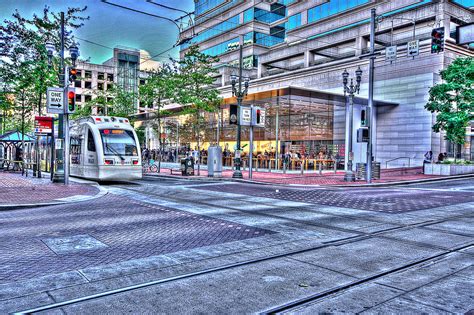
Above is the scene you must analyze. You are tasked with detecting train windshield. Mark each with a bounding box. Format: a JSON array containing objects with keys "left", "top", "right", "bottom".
[{"left": 100, "top": 129, "right": 138, "bottom": 156}]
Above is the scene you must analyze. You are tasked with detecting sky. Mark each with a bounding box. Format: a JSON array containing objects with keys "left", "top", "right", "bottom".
[{"left": 0, "top": 0, "right": 195, "bottom": 64}]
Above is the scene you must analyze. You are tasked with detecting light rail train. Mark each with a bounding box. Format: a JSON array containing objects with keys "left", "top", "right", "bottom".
[{"left": 69, "top": 116, "right": 142, "bottom": 181}]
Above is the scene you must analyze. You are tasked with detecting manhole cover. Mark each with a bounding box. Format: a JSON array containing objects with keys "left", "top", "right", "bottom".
[{"left": 42, "top": 234, "right": 108, "bottom": 255}]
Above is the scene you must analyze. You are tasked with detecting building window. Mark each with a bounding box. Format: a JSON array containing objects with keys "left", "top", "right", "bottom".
[
  {"left": 107, "top": 73, "right": 114, "bottom": 82},
  {"left": 74, "top": 80, "right": 81, "bottom": 88},
  {"left": 98, "top": 72, "right": 105, "bottom": 80},
  {"left": 308, "top": 0, "right": 370, "bottom": 24},
  {"left": 286, "top": 13, "right": 301, "bottom": 30},
  {"left": 181, "top": 14, "right": 240, "bottom": 49},
  {"left": 107, "top": 97, "right": 113, "bottom": 103},
  {"left": 84, "top": 95, "right": 92, "bottom": 102},
  {"left": 243, "top": 8, "right": 254, "bottom": 23},
  {"left": 85, "top": 81, "right": 92, "bottom": 89},
  {"left": 202, "top": 37, "right": 239, "bottom": 56},
  {"left": 98, "top": 82, "right": 104, "bottom": 90},
  {"left": 85, "top": 71, "right": 92, "bottom": 79},
  {"left": 106, "top": 83, "right": 113, "bottom": 90},
  {"left": 75, "top": 94, "right": 82, "bottom": 102},
  {"left": 140, "top": 79, "right": 146, "bottom": 85}
]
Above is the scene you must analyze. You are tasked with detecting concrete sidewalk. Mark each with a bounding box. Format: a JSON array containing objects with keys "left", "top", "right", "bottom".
[
  {"left": 0, "top": 172, "right": 106, "bottom": 209},
  {"left": 146, "top": 164, "right": 446, "bottom": 186}
]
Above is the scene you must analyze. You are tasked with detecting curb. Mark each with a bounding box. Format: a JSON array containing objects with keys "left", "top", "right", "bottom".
[
  {"left": 0, "top": 184, "right": 108, "bottom": 211},
  {"left": 144, "top": 172, "right": 474, "bottom": 188}
]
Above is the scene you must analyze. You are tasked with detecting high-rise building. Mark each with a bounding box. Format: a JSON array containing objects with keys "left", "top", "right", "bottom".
[
  {"left": 175, "top": 0, "right": 474, "bottom": 168},
  {"left": 75, "top": 47, "right": 160, "bottom": 115}
]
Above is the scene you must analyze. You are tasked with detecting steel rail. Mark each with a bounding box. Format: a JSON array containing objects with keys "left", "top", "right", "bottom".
[
  {"left": 261, "top": 242, "right": 474, "bottom": 314},
  {"left": 15, "top": 183, "right": 474, "bottom": 314}
]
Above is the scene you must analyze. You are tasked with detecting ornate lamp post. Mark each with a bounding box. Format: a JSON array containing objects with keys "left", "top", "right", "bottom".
[
  {"left": 230, "top": 47, "right": 249, "bottom": 179},
  {"left": 342, "top": 66, "right": 362, "bottom": 182}
]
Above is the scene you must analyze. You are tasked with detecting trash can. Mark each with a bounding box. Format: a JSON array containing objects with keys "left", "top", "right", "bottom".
[
  {"left": 181, "top": 157, "right": 194, "bottom": 176},
  {"left": 207, "top": 146, "right": 222, "bottom": 177}
]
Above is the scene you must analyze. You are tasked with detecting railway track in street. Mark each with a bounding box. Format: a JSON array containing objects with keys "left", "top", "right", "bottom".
[{"left": 14, "top": 181, "right": 474, "bottom": 314}]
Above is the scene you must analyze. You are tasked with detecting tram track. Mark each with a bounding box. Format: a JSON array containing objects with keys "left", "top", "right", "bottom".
[
  {"left": 14, "top": 182, "right": 474, "bottom": 314},
  {"left": 15, "top": 230, "right": 474, "bottom": 314},
  {"left": 113, "top": 183, "right": 474, "bottom": 246}
]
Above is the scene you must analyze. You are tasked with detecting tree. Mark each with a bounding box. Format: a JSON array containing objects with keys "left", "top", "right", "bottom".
[
  {"left": 173, "top": 45, "right": 222, "bottom": 174},
  {"left": 139, "top": 64, "right": 175, "bottom": 171},
  {"left": 425, "top": 57, "right": 474, "bottom": 160},
  {"left": 0, "top": 6, "right": 88, "bottom": 128}
]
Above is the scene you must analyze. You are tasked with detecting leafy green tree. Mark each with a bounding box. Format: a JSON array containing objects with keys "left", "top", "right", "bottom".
[
  {"left": 0, "top": 6, "right": 88, "bottom": 128},
  {"left": 173, "top": 45, "right": 222, "bottom": 174},
  {"left": 425, "top": 57, "right": 474, "bottom": 160},
  {"left": 139, "top": 65, "right": 175, "bottom": 170}
]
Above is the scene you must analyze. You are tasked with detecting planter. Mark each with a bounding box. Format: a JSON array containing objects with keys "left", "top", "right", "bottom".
[{"left": 424, "top": 163, "right": 474, "bottom": 175}]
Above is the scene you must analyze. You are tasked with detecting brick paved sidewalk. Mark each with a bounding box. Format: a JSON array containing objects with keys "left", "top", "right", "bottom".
[
  {"left": 149, "top": 166, "right": 443, "bottom": 186},
  {"left": 0, "top": 172, "right": 100, "bottom": 206}
]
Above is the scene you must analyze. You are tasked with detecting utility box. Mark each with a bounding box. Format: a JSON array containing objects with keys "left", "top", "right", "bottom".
[
  {"left": 181, "top": 157, "right": 194, "bottom": 176},
  {"left": 207, "top": 146, "right": 223, "bottom": 177},
  {"left": 357, "top": 127, "right": 369, "bottom": 143}
]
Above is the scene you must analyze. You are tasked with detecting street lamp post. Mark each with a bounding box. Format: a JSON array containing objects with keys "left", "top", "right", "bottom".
[
  {"left": 342, "top": 66, "right": 362, "bottom": 182},
  {"left": 230, "top": 43, "right": 249, "bottom": 179}
]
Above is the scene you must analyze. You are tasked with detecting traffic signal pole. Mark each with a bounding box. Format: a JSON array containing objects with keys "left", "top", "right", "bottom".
[
  {"left": 63, "top": 65, "right": 70, "bottom": 185},
  {"left": 366, "top": 8, "right": 376, "bottom": 184}
]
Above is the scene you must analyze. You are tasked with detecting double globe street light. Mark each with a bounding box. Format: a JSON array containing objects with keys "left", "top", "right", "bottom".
[
  {"left": 230, "top": 67, "right": 249, "bottom": 179},
  {"left": 342, "top": 66, "right": 362, "bottom": 182}
]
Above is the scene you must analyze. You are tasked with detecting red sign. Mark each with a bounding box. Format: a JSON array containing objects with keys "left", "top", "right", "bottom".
[{"left": 35, "top": 116, "right": 53, "bottom": 135}]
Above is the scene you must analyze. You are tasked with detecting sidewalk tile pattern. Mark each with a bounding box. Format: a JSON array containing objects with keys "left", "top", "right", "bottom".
[
  {"left": 193, "top": 184, "right": 474, "bottom": 213},
  {"left": 0, "top": 194, "right": 273, "bottom": 283},
  {"left": 0, "top": 173, "right": 98, "bottom": 205}
]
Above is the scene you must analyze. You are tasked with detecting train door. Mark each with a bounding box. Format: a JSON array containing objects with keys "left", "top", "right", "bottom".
[
  {"left": 84, "top": 127, "right": 98, "bottom": 178},
  {"left": 70, "top": 134, "right": 84, "bottom": 177}
]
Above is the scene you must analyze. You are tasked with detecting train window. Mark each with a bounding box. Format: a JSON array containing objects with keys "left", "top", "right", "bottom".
[
  {"left": 70, "top": 137, "right": 82, "bottom": 164},
  {"left": 87, "top": 130, "right": 96, "bottom": 152},
  {"left": 100, "top": 129, "right": 138, "bottom": 156}
]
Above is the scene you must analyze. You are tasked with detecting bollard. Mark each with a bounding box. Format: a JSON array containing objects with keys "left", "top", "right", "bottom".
[
  {"left": 268, "top": 160, "right": 271, "bottom": 173},
  {"left": 318, "top": 162, "right": 322, "bottom": 175},
  {"left": 334, "top": 160, "right": 337, "bottom": 174},
  {"left": 300, "top": 162, "right": 304, "bottom": 175},
  {"left": 283, "top": 162, "right": 287, "bottom": 174}
]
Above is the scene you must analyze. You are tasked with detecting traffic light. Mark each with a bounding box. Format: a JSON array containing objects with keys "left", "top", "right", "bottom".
[
  {"left": 67, "top": 87, "right": 76, "bottom": 113},
  {"left": 69, "top": 67, "right": 78, "bottom": 82},
  {"left": 431, "top": 27, "right": 445, "bottom": 54}
]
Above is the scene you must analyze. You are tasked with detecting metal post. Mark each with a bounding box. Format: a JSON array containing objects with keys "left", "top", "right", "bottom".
[
  {"left": 367, "top": 8, "right": 376, "bottom": 184},
  {"left": 53, "top": 12, "right": 66, "bottom": 183},
  {"left": 232, "top": 43, "right": 244, "bottom": 179},
  {"left": 344, "top": 93, "right": 355, "bottom": 182},
  {"left": 275, "top": 105, "right": 279, "bottom": 170},
  {"left": 63, "top": 66, "right": 70, "bottom": 185},
  {"left": 249, "top": 105, "right": 253, "bottom": 179},
  {"left": 50, "top": 120, "right": 55, "bottom": 181},
  {"left": 176, "top": 121, "right": 179, "bottom": 163}
]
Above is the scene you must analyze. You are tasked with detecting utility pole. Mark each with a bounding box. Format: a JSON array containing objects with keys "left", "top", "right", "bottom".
[
  {"left": 366, "top": 8, "right": 376, "bottom": 184},
  {"left": 53, "top": 12, "right": 66, "bottom": 183},
  {"left": 249, "top": 105, "right": 254, "bottom": 179}
]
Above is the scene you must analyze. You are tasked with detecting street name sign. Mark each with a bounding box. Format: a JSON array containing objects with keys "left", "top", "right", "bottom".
[
  {"left": 407, "top": 40, "right": 419, "bottom": 57},
  {"left": 385, "top": 46, "right": 397, "bottom": 62},
  {"left": 47, "top": 87, "right": 64, "bottom": 114}
]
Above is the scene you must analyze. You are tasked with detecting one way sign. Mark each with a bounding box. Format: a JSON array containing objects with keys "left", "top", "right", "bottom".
[{"left": 47, "top": 87, "right": 64, "bottom": 114}]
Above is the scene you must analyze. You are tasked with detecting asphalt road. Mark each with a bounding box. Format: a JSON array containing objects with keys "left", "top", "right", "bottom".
[{"left": 1, "top": 177, "right": 473, "bottom": 314}]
